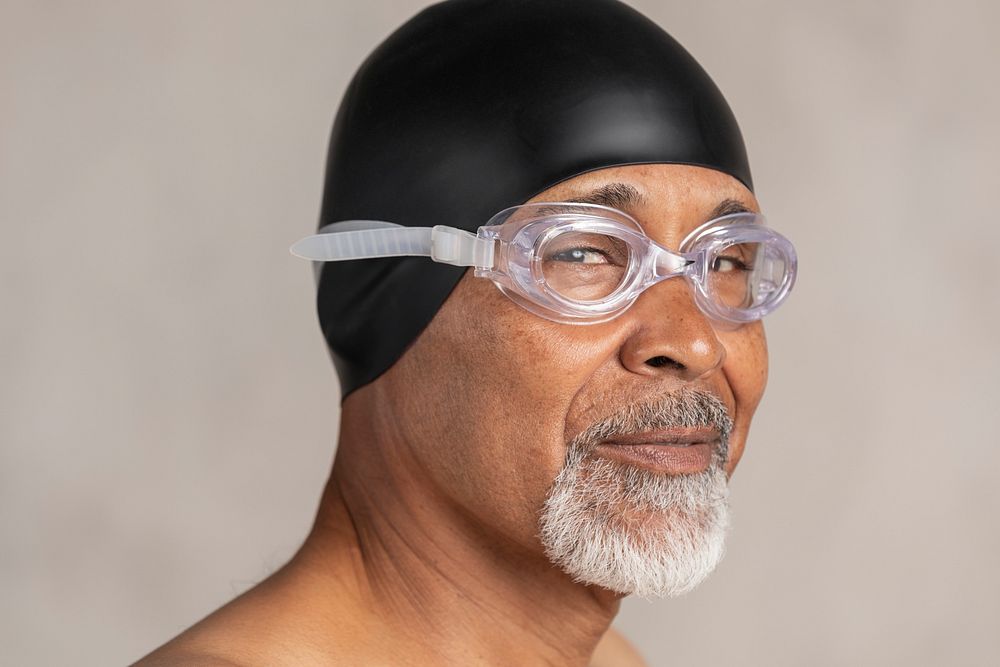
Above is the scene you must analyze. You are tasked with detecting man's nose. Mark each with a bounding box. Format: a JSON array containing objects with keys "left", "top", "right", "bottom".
[{"left": 617, "top": 279, "right": 726, "bottom": 382}]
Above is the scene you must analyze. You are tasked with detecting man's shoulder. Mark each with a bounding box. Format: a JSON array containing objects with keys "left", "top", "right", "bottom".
[
  {"left": 131, "top": 648, "right": 247, "bottom": 667},
  {"left": 590, "top": 627, "right": 648, "bottom": 667}
]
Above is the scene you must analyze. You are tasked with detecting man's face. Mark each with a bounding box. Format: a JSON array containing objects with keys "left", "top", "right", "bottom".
[{"left": 369, "top": 163, "right": 768, "bottom": 595}]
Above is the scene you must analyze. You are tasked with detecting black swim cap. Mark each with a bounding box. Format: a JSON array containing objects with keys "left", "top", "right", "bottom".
[{"left": 315, "top": 0, "right": 753, "bottom": 401}]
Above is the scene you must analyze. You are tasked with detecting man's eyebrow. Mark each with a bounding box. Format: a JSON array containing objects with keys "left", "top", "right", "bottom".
[
  {"left": 544, "top": 186, "right": 752, "bottom": 222},
  {"left": 709, "top": 198, "right": 755, "bottom": 219},
  {"left": 565, "top": 186, "right": 751, "bottom": 220},
  {"left": 564, "top": 182, "right": 648, "bottom": 212}
]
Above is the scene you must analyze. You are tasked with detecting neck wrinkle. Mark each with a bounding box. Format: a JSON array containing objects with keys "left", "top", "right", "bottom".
[{"left": 299, "top": 397, "right": 621, "bottom": 666}]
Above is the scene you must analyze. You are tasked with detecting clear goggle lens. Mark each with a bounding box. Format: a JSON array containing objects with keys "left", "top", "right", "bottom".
[
  {"left": 538, "top": 230, "right": 633, "bottom": 302},
  {"left": 705, "top": 239, "right": 786, "bottom": 311}
]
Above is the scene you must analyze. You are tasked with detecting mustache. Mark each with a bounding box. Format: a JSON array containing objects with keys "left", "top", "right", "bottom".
[{"left": 568, "top": 387, "right": 733, "bottom": 462}]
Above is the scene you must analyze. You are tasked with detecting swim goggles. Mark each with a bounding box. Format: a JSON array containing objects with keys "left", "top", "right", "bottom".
[{"left": 290, "top": 202, "right": 797, "bottom": 325}]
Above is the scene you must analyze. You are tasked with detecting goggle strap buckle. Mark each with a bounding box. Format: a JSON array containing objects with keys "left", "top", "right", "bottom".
[{"left": 430, "top": 225, "right": 495, "bottom": 268}]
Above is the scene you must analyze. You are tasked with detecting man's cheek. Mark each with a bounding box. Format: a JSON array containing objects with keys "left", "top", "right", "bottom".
[
  {"left": 725, "top": 423, "right": 750, "bottom": 476},
  {"left": 720, "top": 324, "right": 768, "bottom": 476},
  {"left": 734, "top": 334, "right": 768, "bottom": 423},
  {"left": 530, "top": 330, "right": 618, "bottom": 389}
]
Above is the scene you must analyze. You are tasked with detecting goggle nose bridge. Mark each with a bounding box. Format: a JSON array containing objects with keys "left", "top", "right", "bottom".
[{"left": 648, "top": 240, "right": 697, "bottom": 282}]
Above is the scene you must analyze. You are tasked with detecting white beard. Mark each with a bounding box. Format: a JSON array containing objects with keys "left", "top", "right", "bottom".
[{"left": 538, "top": 390, "right": 732, "bottom": 599}]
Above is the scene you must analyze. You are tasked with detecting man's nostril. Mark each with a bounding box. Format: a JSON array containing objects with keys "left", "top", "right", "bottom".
[{"left": 646, "top": 355, "right": 685, "bottom": 370}]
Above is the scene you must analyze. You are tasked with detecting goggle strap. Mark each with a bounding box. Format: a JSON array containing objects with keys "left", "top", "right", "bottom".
[{"left": 291, "top": 221, "right": 494, "bottom": 269}]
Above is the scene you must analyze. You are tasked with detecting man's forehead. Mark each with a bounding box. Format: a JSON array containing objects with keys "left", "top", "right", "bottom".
[{"left": 543, "top": 179, "right": 757, "bottom": 224}]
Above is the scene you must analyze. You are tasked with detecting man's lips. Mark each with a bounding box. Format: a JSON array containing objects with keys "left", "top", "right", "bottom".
[{"left": 594, "top": 426, "right": 720, "bottom": 474}]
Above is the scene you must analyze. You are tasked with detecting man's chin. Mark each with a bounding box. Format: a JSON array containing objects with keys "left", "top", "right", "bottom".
[
  {"left": 538, "top": 455, "right": 731, "bottom": 598},
  {"left": 601, "top": 503, "right": 720, "bottom": 536}
]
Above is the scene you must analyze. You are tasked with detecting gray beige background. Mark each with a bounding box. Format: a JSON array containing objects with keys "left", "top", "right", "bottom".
[{"left": 2, "top": 1, "right": 998, "bottom": 665}]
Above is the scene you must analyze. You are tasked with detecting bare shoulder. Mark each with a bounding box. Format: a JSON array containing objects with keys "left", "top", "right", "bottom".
[
  {"left": 130, "top": 646, "right": 247, "bottom": 667},
  {"left": 128, "top": 583, "right": 375, "bottom": 666},
  {"left": 590, "top": 626, "right": 648, "bottom": 667}
]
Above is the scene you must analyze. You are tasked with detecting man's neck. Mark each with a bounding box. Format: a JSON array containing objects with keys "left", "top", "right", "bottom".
[{"left": 281, "top": 405, "right": 622, "bottom": 665}]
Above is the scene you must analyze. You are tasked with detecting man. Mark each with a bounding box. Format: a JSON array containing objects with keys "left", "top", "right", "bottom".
[{"left": 137, "top": 0, "right": 795, "bottom": 664}]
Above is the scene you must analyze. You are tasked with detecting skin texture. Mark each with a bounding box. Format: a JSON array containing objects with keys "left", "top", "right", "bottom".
[{"left": 134, "top": 163, "right": 768, "bottom": 666}]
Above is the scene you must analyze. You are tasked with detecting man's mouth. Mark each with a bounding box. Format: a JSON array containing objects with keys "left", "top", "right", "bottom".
[{"left": 594, "top": 427, "right": 721, "bottom": 474}]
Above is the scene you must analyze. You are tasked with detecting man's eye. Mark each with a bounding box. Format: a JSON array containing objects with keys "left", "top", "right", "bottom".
[
  {"left": 549, "top": 247, "right": 610, "bottom": 264},
  {"left": 712, "top": 255, "right": 752, "bottom": 272}
]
